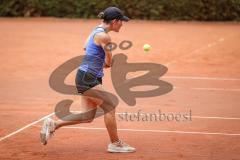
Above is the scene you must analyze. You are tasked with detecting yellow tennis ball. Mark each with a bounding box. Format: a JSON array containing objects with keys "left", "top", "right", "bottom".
[{"left": 143, "top": 44, "right": 151, "bottom": 52}]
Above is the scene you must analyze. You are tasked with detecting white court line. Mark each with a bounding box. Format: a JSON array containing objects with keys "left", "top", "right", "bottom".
[
  {"left": 0, "top": 112, "right": 55, "bottom": 142},
  {"left": 55, "top": 126, "right": 240, "bottom": 136},
  {"left": 1, "top": 109, "right": 240, "bottom": 142},
  {"left": 113, "top": 113, "right": 240, "bottom": 120},
  {"left": 1, "top": 111, "right": 240, "bottom": 142},
  {"left": 75, "top": 111, "right": 240, "bottom": 121},
  {"left": 191, "top": 87, "right": 240, "bottom": 92},
  {"left": 165, "top": 37, "right": 227, "bottom": 67},
  {"left": 173, "top": 87, "right": 240, "bottom": 92},
  {"left": 79, "top": 111, "right": 240, "bottom": 121},
  {"left": 192, "top": 115, "right": 240, "bottom": 120},
  {"left": 162, "top": 76, "right": 240, "bottom": 81}
]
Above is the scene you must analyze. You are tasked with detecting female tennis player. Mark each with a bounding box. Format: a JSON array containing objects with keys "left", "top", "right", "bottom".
[{"left": 40, "top": 6, "right": 136, "bottom": 153}]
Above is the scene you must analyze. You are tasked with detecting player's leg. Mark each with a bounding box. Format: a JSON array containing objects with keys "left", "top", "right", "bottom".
[
  {"left": 104, "top": 109, "right": 119, "bottom": 143},
  {"left": 54, "top": 96, "right": 98, "bottom": 130},
  {"left": 40, "top": 96, "right": 99, "bottom": 145},
  {"left": 83, "top": 84, "right": 136, "bottom": 152},
  {"left": 79, "top": 84, "right": 119, "bottom": 142},
  {"left": 40, "top": 68, "right": 102, "bottom": 145},
  {"left": 47, "top": 83, "right": 117, "bottom": 135}
]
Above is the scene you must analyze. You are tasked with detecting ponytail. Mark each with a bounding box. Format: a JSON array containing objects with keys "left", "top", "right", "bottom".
[{"left": 98, "top": 12, "right": 104, "bottom": 19}]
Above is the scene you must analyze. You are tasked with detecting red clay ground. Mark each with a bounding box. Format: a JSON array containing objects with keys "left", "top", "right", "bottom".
[{"left": 0, "top": 18, "right": 240, "bottom": 160}]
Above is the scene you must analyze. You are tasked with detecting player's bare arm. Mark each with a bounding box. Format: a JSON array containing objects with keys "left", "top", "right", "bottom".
[{"left": 96, "top": 32, "right": 112, "bottom": 68}]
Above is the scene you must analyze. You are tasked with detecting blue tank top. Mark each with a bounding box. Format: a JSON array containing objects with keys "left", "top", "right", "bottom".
[{"left": 79, "top": 27, "right": 106, "bottom": 77}]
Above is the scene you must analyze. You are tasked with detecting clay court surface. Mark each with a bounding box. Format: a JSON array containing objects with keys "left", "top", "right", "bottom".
[{"left": 0, "top": 18, "right": 240, "bottom": 160}]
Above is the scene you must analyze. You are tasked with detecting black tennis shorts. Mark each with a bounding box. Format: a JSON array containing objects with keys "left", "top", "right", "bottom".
[{"left": 75, "top": 69, "right": 102, "bottom": 94}]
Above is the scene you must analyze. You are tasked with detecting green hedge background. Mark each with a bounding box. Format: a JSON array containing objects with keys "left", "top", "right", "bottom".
[{"left": 0, "top": 0, "right": 240, "bottom": 20}]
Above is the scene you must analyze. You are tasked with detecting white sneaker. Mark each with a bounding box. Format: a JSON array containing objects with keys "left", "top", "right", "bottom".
[
  {"left": 107, "top": 140, "right": 136, "bottom": 153},
  {"left": 40, "top": 118, "right": 56, "bottom": 145}
]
